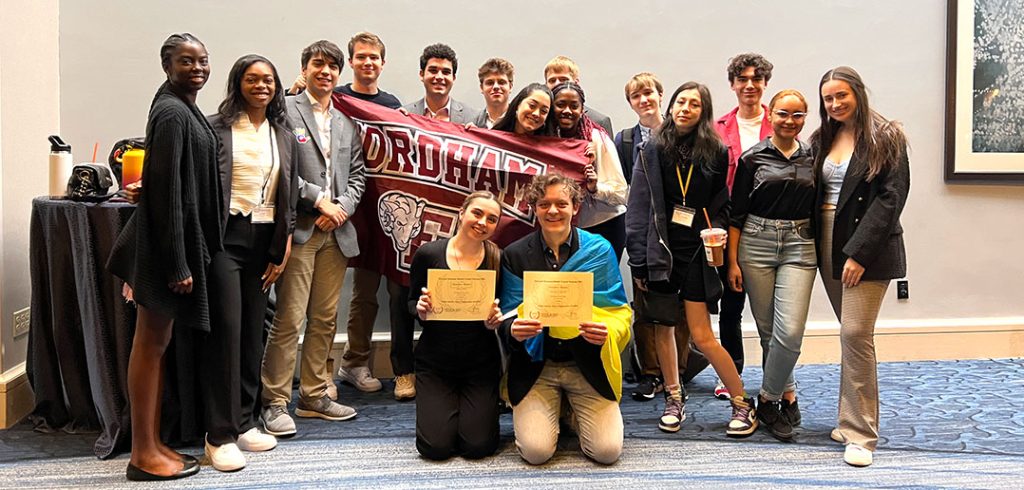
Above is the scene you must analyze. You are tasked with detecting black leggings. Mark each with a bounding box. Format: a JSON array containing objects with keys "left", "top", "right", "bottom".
[{"left": 415, "top": 367, "right": 500, "bottom": 460}]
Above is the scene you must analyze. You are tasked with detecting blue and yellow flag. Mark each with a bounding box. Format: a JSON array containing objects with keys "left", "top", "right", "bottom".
[{"left": 500, "top": 230, "right": 632, "bottom": 400}]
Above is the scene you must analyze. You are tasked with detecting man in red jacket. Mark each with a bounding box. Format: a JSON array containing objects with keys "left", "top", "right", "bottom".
[{"left": 711, "top": 53, "right": 774, "bottom": 399}]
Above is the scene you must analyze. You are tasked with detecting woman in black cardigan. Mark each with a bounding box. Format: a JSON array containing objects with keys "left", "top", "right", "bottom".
[
  {"left": 810, "top": 66, "right": 910, "bottom": 468},
  {"left": 408, "top": 191, "right": 504, "bottom": 460},
  {"left": 108, "top": 33, "right": 221, "bottom": 481},
  {"left": 200, "top": 54, "right": 298, "bottom": 472}
]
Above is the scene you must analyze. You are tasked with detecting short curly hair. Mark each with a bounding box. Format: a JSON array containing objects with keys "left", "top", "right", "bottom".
[
  {"left": 726, "top": 53, "right": 773, "bottom": 83},
  {"left": 526, "top": 173, "right": 583, "bottom": 208},
  {"left": 419, "top": 43, "right": 458, "bottom": 74}
]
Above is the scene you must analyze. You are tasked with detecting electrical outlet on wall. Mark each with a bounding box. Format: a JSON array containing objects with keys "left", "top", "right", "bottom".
[{"left": 13, "top": 307, "right": 30, "bottom": 338}]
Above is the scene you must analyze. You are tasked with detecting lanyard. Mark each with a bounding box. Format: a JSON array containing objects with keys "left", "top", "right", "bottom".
[
  {"left": 258, "top": 126, "right": 279, "bottom": 206},
  {"left": 675, "top": 163, "right": 694, "bottom": 206}
]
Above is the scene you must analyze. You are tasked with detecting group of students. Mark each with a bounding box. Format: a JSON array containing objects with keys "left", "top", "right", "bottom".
[{"left": 107, "top": 30, "right": 910, "bottom": 481}]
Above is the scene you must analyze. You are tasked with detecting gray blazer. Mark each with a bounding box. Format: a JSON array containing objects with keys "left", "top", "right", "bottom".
[
  {"left": 585, "top": 105, "right": 614, "bottom": 136},
  {"left": 285, "top": 94, "right": 366, "bottom": 257},
  {"left": 403, "top": 97, "right": 481, "bottom": 125}
]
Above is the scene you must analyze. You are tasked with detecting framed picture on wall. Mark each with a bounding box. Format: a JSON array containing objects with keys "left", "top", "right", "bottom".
[{"left": 945, "top": 0, "right": 1024, "bottom": 183}]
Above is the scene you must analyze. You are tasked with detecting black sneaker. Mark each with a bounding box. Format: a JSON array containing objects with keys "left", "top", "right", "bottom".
[
  {"left": 631, "top": 374, "right": 664, "bottom": 401},
  {"left": 757, "top": 397, "right": 794, "bottom": 441},
  {"left": 785, "top": 398, "right": 801, "bottom": 426}
]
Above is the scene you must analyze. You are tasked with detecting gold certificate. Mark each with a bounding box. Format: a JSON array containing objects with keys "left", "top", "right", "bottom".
[
  {"left": 426, "top": 269, "right": 497, "bottom": 321},
  {"left": 522, "top": 271, "right": 593, "bottom": 337}
]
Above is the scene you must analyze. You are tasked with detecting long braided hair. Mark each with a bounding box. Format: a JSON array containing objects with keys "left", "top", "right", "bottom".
[{"left": 551, "top": 81, "right": 604, "bottom": 141}]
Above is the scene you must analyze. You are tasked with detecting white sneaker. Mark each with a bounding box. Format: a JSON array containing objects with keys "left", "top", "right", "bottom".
[
  {"left": 830, "top": 428, "right": 846, "bottom": 444},
  {"left": 844, "top": 443, "right": 873, "bottom": 467},
  {"left": 237, "top": 427, "right": 277, "bottom": 452},
  {"left": 338, "top": 365, "right": 383, "bottom": 392},
  {"left": 205, "top": 438, "right": 246, "bottom": 472}
]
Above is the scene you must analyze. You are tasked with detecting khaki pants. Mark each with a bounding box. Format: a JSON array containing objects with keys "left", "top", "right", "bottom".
[
  {"left": 512, "top": 362, "right": 623, "bottom": 465},
  {"left": 261, "top": 228, "right": 349, "bottom": 406},
  {"left": 819, "top": 209, "right": 889, "bottom": 451},
  {"left": 340, "top": 267, "right": 380, "bottom": 369}
]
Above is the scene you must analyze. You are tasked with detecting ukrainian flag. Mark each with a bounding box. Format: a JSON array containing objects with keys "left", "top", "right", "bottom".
[{"left": 500, "top": 229, "right": 633, "bottom": 400}]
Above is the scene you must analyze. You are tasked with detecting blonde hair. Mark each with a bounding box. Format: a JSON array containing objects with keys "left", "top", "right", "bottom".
[
  {"left": 347, "top": 32, "right": 385, "bottom": 60},
  {"left": 624, "top": 72, "right": 664, "bottom": 101},
  {"left": 544, "top": 55, "right": 579, "bottom": 79}
]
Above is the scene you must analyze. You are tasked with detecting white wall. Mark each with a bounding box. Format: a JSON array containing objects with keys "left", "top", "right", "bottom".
[
  {"left": 53, "top": 1, "right": 1024, "bottom": 341},
  {"left": 0, "top": 0, "right": 61, "bottom": 371}
]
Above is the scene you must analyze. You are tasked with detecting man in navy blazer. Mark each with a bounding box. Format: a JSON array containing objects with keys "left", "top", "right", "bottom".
[{"left": 261, "top": 40, "right": 366, "bottom": 436}]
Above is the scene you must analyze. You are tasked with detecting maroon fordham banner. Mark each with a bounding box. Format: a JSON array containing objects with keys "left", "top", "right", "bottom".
[{"left": 333, "top": 94, "right": 589, "bottom": 286}]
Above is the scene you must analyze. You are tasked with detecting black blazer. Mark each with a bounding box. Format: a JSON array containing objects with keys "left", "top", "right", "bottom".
[
  {"left": 815, "top": 143, "right": 910, "bottom": 281},
  {"left": 499, "top": 230, "right": 615, "bottom": 405},
  {"left": 208, "top": 113, "right": 298, "bottom": 266}
]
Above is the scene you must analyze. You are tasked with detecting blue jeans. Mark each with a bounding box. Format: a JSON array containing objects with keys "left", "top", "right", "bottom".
[{"left": 737, "top": 215, "right": 817, "bottom": 400}]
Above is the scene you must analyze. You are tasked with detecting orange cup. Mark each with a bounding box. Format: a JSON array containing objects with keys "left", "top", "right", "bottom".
[{"left": 122, "top": 149, "right": 144, "bottom": 187}]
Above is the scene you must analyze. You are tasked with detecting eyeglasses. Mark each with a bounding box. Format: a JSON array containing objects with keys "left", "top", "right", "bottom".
[{"left": 773, "top": 110, "right": 807, "bottom": 121}]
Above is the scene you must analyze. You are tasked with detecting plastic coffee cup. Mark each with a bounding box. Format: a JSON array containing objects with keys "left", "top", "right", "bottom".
[{"left": 700, "top": 228, "right": 728, "bottom": 267}]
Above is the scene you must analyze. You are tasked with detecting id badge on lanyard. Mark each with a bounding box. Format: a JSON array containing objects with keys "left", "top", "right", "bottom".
[
  {"left": 670, "top": 163, "right": 696, "bottom": 228},
  {"left": 252, "top": 128, "right": 279, "bottom": 224}
]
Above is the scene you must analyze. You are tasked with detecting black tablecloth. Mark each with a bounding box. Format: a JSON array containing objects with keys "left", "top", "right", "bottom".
[{"left": 27, "top": 197, "right": 204, "bottom": 459}]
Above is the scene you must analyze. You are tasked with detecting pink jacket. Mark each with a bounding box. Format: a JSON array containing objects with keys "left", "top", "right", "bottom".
[{"left": 715, "top": 104, "right": 772, "bottom": 194}]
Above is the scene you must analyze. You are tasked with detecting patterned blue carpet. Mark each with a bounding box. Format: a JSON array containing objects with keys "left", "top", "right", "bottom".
[{"left": 1, "top": 358, "right": 1022, "bottom": 488}]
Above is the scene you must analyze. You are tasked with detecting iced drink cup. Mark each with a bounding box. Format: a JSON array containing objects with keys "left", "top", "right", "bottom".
[
  {"left": 700, "top": 228, "right": 727, "bottom": 267},
  {"left": 122, "top": 149, "right": 144, "bottom": 188}
]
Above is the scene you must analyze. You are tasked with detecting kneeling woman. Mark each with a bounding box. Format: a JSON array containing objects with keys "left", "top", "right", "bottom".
[
  {"left": 727, "top": 89, "right": 816, "bottom": 441},
  {"left": 625, "top": 82, "right": 757, "bottom": 436},
  {"left": 409, "top": 192, "right": 504, "bottom": 460},
  {"left": 200, "top": 55, "right": 298, "bottom": 471}
]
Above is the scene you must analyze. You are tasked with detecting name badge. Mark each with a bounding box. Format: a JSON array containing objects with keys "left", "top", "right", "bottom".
[
  {"left": 671, "top": 205, "right": 695, "bottom": 227},
  {"left": 252, "top": 205, "right": 275, "bottom": 224}
]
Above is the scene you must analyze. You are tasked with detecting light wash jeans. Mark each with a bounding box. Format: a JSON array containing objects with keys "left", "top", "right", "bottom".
[{"left": 737, "top": 214, "right": 817, "bottom": 400}]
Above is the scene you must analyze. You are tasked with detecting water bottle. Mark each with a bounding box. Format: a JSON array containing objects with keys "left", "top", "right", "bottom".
[{"left": 48, "top": 135, "right": 73, "bottom": 199}]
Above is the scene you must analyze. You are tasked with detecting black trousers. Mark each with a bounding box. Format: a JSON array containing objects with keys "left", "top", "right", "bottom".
[
  {"left": 202, "top": 215, "right": 274, "bottom": 445},
  {"left": 414, "top": 367, "right": 500, "bottom": 460},
  {"left": 582, "top": 213, "right": 626, "bottom": 262},
  {"left": 389, "top": 280, "right": 416, "bottom": 376},
  {"left": 717, "top": 265, "right": 746, "bottom": 373}
]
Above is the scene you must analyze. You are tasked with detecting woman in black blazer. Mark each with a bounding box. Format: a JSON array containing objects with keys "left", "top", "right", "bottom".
[
  {"left": 809, "top": 66, "right": 910, "bottom": 468},
  {"left": 201, "top": 54, "right": 298, "bottom": 471}
]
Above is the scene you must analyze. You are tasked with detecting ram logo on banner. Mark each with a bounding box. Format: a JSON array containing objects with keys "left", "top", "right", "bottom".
[{"left": 334, "top": 94, "right": 588, "bottom": 285}]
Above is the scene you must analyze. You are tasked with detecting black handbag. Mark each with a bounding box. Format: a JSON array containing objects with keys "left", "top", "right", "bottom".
[
  {"left": 634, "top": 284, "right": 682, "bottom": 327},
  {"left": 107, "top": 137, "right": 145, "bottom": 186},
  {"left": 66, "top": 164, "right": 115, "bottom": 202}
]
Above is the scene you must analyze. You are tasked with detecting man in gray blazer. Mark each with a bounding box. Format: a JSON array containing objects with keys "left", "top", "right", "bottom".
[
  {"left": 403, "top": 43, "right": 480, "bottom": 125},
  {"left": 261, "top": 40, "right": 366, "bottom": 436},
  {"left": 544, "top": 55, "right": 614, "bottom": 135}
]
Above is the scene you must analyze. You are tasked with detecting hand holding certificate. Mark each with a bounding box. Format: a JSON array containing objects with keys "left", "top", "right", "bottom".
[
  {"left": 423, "top": 269, "right": 497, "bottom": 321},
  {"left": 521, "top": 271, "right": 593, "bottom": 338}
]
